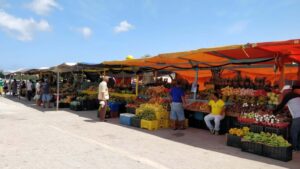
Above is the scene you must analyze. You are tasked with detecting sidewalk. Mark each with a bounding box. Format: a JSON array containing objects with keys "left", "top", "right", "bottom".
[{"left": 0, "top": 96, "right": 299, "bottom": 169}]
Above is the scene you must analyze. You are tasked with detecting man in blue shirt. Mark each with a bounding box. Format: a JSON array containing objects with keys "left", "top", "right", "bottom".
[{"left": 170, "top": 80, "right": 186, "bottom": 130}]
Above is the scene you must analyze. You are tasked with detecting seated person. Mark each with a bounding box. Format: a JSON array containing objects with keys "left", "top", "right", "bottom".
[{"left": 204, "top": 93, "right": 225, "bottom": 135}]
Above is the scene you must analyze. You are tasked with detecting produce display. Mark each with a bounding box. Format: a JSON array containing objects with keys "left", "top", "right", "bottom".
[
  {"left": 228, "top": 127, "right": 250, "bottom": 137},
  {"left": 243, "top": 132, "right": 291, "bottom": 147},
  {"left": 267, "top": 92, "right": 280, "bottom": 105},
  {"left": 184, "top": 102, "right": 210, "bottom": 112},
  {"left": 239, "top": 111, "right": 290, "bottom": 128},
  {"left": 135, "top": 103, "right": 168, "bottom": 121},
  {"left": 145, "top": 86, "right": 169, "bottom": 97}
]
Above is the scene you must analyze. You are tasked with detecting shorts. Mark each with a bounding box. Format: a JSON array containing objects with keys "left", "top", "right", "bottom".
[
  {"left": 170, "top": 102, "right": 185, "bottom": 121},
  {"left": 42, "top": 94, "right": 52, "bottom": 102}
]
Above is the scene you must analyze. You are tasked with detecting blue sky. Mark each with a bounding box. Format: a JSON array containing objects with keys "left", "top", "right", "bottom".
[{"left": 0, "top": 0, "right": 299, "bottom": 71}]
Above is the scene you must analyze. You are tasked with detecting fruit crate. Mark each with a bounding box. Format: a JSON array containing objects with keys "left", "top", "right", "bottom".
[
  {"left": 119, "top": 113, "right": 135, "bottom": 126},
  {"left": 158, "top": 119, "right": 169, "bottom": 129},
  {"left": 58, "top": 102, "right": 70, "bottom": 108},
  {"left": 141, "top": 120, "right": 159, "bottom": 131},
  {"left": 70, "top": 104, "right": 83, "bottom": 111},
  {"left": 264, "top": 126, "right": 288, "bottom": 139},
  {"left": 126, "top": 107, "right": 136, "bottom": 114},
  {"left": 110, "top": 111, "right": 119, "bottom": 118},
  {"left": 155, "top": 111, "right": 169, "bottom": 120},
  {"left": 250, "top": 124, "right": 264, "bottom": 133},
  {"left": 263, "top": 145, "right": 293, "bottom": 162},
  {"left": 226, "top": 134, "right": 241, "bottom": 148},
  {"left": 239, "top": 123, "right": 251, "bottom": 128},
  {"left": 241, "top": 141, "right": 263, "bottom": 155},
  {"left": 130, "top": 117, "right": 141, "bottom": 128}
]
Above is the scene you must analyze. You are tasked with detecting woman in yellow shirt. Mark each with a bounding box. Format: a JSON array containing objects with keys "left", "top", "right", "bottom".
[{"left": 204, "top": 93, "right": 225, "bottom": 135}]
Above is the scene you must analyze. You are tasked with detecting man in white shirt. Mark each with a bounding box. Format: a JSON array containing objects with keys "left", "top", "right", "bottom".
[
  {"left": 98, "top": 76, "right": 109, "bottom": 121},
  {"left": 26, "top": 80, "right": 33, "bottom": 101}
]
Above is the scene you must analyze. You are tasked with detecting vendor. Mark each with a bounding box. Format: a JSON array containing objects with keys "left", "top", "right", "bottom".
[
  {"left": 204, "top": 92, "right": 225, "bottom": 135},
  {"left": 273, "top": 82, "right": 300, "bottom": 151},
  {"left": 169, "top": 80, "right": 186, "bottom": 130}
]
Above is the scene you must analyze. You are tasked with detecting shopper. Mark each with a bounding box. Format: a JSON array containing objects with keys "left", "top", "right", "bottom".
[
  {"left": 26, "top": 80, "right": 33, "bottom": 101},
  {"left": 169, "top": 80, "right": 186, "bottom": 130},
  {"left": 204, "top": 92, "right": 225, "bottom": 135},
  {"left": 273, "top": 83, "right": 300, "bottom": 151},
  {"left": 41, "top": 79, "right": 52, "bottom": 108},
  {"left": 3, "top": 81, "right": 8, "bottom": 95},
  {"left": 34, "top": 79, "right": 42, "bottom": 106},
  {"left": 98, "top": 76, "right": 110, "bottom": 122},
  {"left": 12, "top": 79, "right": 17, "bottom": 96},
  {"left": 0, "top": 78, "right": 3, "bottom": 96}
]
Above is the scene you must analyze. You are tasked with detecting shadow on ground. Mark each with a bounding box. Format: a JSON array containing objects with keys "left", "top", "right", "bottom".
[{"left": 3, "top": 95, "right": 300, "bottom": 168}]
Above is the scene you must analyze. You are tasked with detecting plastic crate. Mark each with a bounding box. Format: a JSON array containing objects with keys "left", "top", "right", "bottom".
[
  {"left": 263, "top": 145, "right": 293, "bottom": 162},
  {"left": 226, "top": 134, "right": 242, "bottom": 148},
  {"left": 250, "top": 124, "right": 264, "bottom": 133},
  {"left": 158, "top": 119, "right": 169, "bottom": 129},
  {"left": 241, "top": 141, "right": 263, "bottom": 155},
  {"left": 265, "top": 126, "right": 288, "bottom": 139},
  {"left": 141, "top": 120, "right": 159, "bottom": 131},
  {"left": 119, "top": 113, "right": 135, "bottom": 126},
  {"left": 239, "top": 123, "right": 251, "bottom": 128},
  {"left": 70, "top": 104, "right": 83, "bottom": 111},
  {"left": 59, "top": 102, "right": 70, "bottom": 108},
  {"left": 130, "top": 117, "right": 141, "bottom": 128},
  {"left": 193, "top": 112, "right": 204, "bottom": 120},
  {"left": 126, "top": 107, "right": 136, "bottom": 114},
  {"left": 108, "top": 102, "right": 121, "bottom": 112},
  {"left": 110, "top": 111, "right": 119, "bottom": 118},
  {"left": 155, "top": 111, "right": 169, "bottom": 120}
]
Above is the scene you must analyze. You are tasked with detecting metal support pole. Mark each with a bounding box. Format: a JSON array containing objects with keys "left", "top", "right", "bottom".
[
  {"left": 135, "top": 74, "right": 139, "bottom": 96},
  {"left": 193, "top": 67, "right": 199, "bottom": 100},
  {"left": 56, "top": 71, "right": 60, "bottom": 111},
  {"left": 298, "top": 64, "right": 300, "bottom": 81}
]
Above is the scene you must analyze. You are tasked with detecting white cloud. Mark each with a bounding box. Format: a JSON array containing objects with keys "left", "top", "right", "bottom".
[
  {"left": 227, "top": 21, "right": 249, "bottom": 34},
  {"left": 0, "top": 11, "right": 51, "bottom": 41},
  {"left": 114, "top": 20, "right": 134, "bottom": 33},
  {"left": 78, "top": 27, "right": 92, "bottom": 39},
  {"left": 26, "top": 0, "right": 62, "bottom": 16}
]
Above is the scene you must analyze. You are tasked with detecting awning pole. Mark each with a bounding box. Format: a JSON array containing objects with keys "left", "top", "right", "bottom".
[
  {"left": 193, "top": 67, "right": 199, "bottom": 100},
  {"left": 298, "top": 64, "right": 300, "bottom": 81},
  {"left": 135, "top": 74, "right": 139, "bottom": 96},
  {"left": 56, "top": 71, "right": 60, "bottom": 111},
  {"left": 279, "top": 64, "right": 285, "bottom": 90}
]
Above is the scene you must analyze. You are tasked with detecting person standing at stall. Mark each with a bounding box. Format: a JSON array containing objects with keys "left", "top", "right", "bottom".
[
  {"left": 41, "top": 79, "right": 52, "bottom": 108},
  {"left": 273, "top": 83, "right": 300, "bottom": 151},
  {"left": 26, "top": 80, "right": 33, "bottom": 101},
  {"left": 34, "top": 79, "right": 42, "bottom": 106},
  {"left": 0, "top": 78, "right": 3, "bottom": 96},
  {"left": 12, "top": 79, "right": 18, "bottom": 96},
  {"left": 169, "top": 80, "right": 186, "bottom": 130},
  {"left": 98, "top": 76, "right": 110, "bottom": 122},
  {"left": 204, "top": 93, "right": 225, "bottom": 135}
]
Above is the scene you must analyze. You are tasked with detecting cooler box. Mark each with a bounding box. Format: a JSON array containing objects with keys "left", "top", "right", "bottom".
[{"left": 120, "top": 113, "right": 135, "bottom": 126}]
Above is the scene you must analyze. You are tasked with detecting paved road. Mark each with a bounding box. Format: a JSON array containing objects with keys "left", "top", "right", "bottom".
[{"left": 0, "top": 96, "right": 299, "bottom": 169}]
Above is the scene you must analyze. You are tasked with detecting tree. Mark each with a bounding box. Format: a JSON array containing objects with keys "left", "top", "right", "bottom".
[{"left": 0, "top": 71, "right": 4, "bottom": 78}]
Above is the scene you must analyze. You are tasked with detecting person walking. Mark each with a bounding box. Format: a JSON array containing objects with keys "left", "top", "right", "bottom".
[
  {"left": 26, "top": 80, "right": 33, "bottom": 101},
  {"left": 273, "top": 82, "right": 300, "bottom": 151},
  {"left": 204, "top": 93, "right": 225, "bottom": 135},
  {"left": 98, "top": 76, "right": 110, "bottom": 122},
  {"left": 169, "top": 80, "right": 186, "bottom": 130}
]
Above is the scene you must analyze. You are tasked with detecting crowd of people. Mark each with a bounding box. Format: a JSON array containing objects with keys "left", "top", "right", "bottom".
[{"left": 0, "top": 78, "right": 53, "bottom": 108}]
